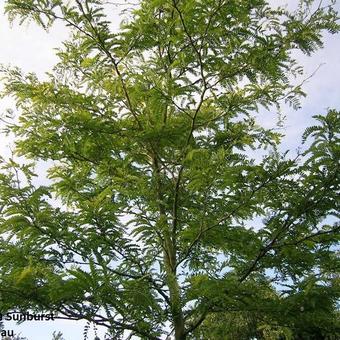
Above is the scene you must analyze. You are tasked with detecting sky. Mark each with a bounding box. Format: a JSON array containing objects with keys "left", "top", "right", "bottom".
[{"left": 0, "top": 0, "right": 339, "bottom": 339}]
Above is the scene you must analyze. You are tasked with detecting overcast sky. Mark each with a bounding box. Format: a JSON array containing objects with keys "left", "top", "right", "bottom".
[{"left": 0, "top": 0, "right": 339, "bottom": 339}]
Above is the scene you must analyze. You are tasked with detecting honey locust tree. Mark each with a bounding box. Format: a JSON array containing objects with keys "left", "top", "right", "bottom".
[{"left": 0, "top": 0, "right": 339, "bottom": 339}]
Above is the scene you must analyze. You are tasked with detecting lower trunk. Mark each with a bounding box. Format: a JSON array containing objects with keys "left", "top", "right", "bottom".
[
  {"left": 174, "top": 317, "right": 185, "bottom": 340},
  {"left": 163, "top": 235, "right": 185, "bottom": 340},
  {"left": 167, "top": 270, "right": 185, "bottom": 340}
]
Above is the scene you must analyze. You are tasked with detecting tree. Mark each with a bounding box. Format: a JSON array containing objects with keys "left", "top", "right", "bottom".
[
  {"left": 0, "top": 0, "right": 339, "bottom": 339},
  {"left": 52, "top": 331, "right": 65, "bottom": 340}
]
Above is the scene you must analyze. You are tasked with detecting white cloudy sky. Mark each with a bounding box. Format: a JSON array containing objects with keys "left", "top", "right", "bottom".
[{"left": 0, "top": 0, "right": 339, "bottom": 339}]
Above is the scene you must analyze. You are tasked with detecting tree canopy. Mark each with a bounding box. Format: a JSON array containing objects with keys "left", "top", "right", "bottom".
[{"left": 0, "top": 0, "right": 339, "bottom": 339}]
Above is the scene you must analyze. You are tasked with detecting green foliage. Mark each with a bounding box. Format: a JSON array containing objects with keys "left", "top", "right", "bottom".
[{"left": 0, "top": 0, "right": 339, "bottom": 339}]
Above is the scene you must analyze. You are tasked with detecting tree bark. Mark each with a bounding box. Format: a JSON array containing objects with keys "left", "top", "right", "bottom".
[
  {"left": 163, "top": 234, "right": 185, "bottom": 340},
  {"left": 153, "top": 155, "right": 185, "bottom": 339}
]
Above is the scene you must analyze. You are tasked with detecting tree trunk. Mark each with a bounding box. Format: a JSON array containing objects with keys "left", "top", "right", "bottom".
[
  {"left": 153, "top": 156, "right": 185, "bottom": 339},
  {"left": 164, "top": 239, "right": 186, "bottom": 340}
]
